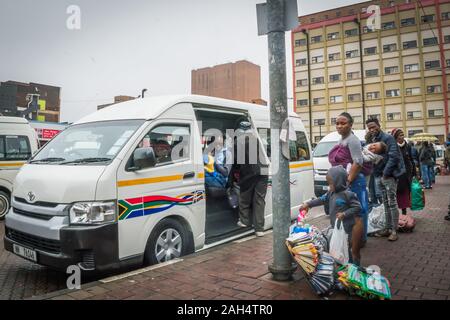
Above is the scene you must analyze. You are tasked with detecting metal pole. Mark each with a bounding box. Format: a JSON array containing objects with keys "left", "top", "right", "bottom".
[
  {"left": 302, "top": 29, "right": 313, "bottom": 141},
  {"left": 355, "top": 18, "right": 366, "bottom": 126},
  {"left": 267, "top": 0, "right": 296, "bottom": 281}
]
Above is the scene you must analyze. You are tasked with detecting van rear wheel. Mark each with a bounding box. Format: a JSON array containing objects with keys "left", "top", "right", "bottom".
[
  {"left": 0, "top": 191, "right": 10, "bottom": 220},
  {"left": 144, "top": 218, "right": 191, "bottom": 265}
]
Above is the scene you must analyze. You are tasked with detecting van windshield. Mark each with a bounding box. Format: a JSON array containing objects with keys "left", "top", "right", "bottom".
[
  {"left": 30, "top": 120, "right": 145, "bottom": 165},
  {"left": 313, "top": 141, "right": 337, "bottom": 158}
]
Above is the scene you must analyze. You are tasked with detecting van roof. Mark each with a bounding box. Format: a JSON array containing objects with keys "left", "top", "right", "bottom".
[
  {"left": 0, "top": 116, "right": 30, "bottom": 124},
  {"left": 318, "top": 129, "right": 367, "bottom": 143},
  {"left": 76, "top": 95, "right": 300, "bottom": 125}
]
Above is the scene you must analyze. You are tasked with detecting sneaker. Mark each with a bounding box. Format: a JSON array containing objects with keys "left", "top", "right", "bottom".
[
  {"left": 374, "top": 229, "right": 391, "bottom": 237},
  {"left": 255, "top": 231, "right": 264, "bottom": 237},
  {"left": 237, "top": 220, "right": 248, "bottom": 228},
  {"left": 388, "top": 232, "right": 398, "bottom": 241}
]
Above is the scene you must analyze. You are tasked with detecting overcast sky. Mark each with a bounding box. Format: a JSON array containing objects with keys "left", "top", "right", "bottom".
[{"left": 0, "top": 0, "right": 364, "bottom": 123}]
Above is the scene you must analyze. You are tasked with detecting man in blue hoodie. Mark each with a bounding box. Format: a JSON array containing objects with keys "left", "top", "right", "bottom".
[{"left": 366, "top": 118, "right": 406, "bottom": 241}]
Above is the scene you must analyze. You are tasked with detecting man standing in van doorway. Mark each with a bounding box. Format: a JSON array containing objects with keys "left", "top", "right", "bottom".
[{"left": 235, "top": 121, "right": 269, "bottom": 237}]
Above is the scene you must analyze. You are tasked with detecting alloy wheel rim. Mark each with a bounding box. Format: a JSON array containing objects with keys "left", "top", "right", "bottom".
[
  {"left": 155, "top": 228, "right": 182, "bottom": 263},
  {"left": 0, "top": 196, "right": 8, "bottom": 217}
]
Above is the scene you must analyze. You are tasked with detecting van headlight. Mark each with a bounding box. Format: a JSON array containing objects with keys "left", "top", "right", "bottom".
[{"left": 69, "top": 201, "right": 116, "bottom": 224}]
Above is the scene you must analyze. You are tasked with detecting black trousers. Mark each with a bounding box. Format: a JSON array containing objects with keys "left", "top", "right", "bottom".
[{"left": 238, "top": 175, "right": 268, "bottom": 232}]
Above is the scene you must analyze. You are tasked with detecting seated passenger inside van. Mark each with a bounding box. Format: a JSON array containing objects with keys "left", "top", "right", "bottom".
[{"left": 203, "top": 135, "right": 232, "bottom": 192}]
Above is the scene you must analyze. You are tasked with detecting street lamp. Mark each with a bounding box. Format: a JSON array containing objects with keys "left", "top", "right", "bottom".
[
  {"left": 301, "top": 29, "right": 313, "bottom": 142},
  {"left": 353, "top": 18, "right": 366, "bottom": 127},
  {"left": 141, "top": 88, "right": 148, "bottom": 98}
]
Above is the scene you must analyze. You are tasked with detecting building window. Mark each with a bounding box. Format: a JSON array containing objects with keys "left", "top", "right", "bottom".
[
  {"left": 297, "top": 99, "right": 308, "bottom": 107},
  {"left": 348, "top": 93, "right": 361, "bottom": 102},
  {"left": 407, "top": 111, "right": 422, "bottom": 119},
  {"left": 329, "top": 74, "right": 341, "bottom": 82},
  {"left": 423, "top": 37, "right": 438, "bottom": 46},
  {"left": 365, "top": 69, "right": 379, "bottom": 77},
  {"left": 330, "top": 95, "right": 343, "bottom": 103},
  {"left": 328, "top": 52, "right": 340, "bottom": 61},
  {"left": 424, "top": 60, "right": 440, "bottom": 70},
  {"left": 311, "top": 56, "right": 324, "bottom": 63},
  {"left": 366, "top": 91, "right": 380, "bottom": 100},
  {"left": 347, "top": 71, "right": 360, "bottom": 80},
  {"left": 364, "top": 47, "right": 377, "bottom": 55},
  {"left": 387, "top": 112, "right": 402, "bottom": 120},
  {"left": 382, "top": 21, "right": 396, "bottom": 30},
  {"left": 295, "top": 58, "right": 307, "bottom": 66},
  {"left": 442, "top": 12, "right": 450, "bottom": 21},
  {"left": 313, "top": 97, "right": 325, "bottom": 105},
  {"left": 405, "top": 87, "right": 421, "bottom": 96},
  {"left": 401, "top": 17, "right": 416, "bottom": 27},
  {"left": 403, "top": 40, "right": 418, "bottom": 49},
  {"left": 314, "top": 119, "right": 326, "bottom": 126},
  {"left": 363, "top": 26, "right": 375, "bottom": 33},
  {"left": 428, "top": 109, "right": 444, "bottom": 118},
  {"left": 427, "top": 85, "right": 442, "bottom": 93},
  {"left": 331, "top": 118, "right": 337, "bottom": 125},
  {"left": 368, "top": 114, "right": 381, "bottom": 121},
  {"left": 383, "top": 43, "right": 397, "bottom": 53},
  {"left": 297, "top": 79, "right": 308, "bottom": 87},
  {"left": 445, "top": 35, "right": 450, "bottom": 43},
  {"left": 447, "top": 59, "right": 450, "bottom": 67},
  {"left": 312, "top": 77, "right": 324, "bottom": 85},
  {"left": 345, "top": 50, "right": 359, "bottom": 58},
  {"left": 311, "top": 35, "right": 323, "bottom": 44},
  {"left": 384, "top": 66, "right": 399, "bottom": 75},
  {"left": 421, "top": 14, "right": 435, "bottom": 23},
  {"left": 295, "top": 39, "right": 307, "bottom": 47},
  {"left": 353, "top": 115, "right": 363, "bottom": 124},
  {"left": 327, "top": 32, "right": 339, "bottom": 40},
  {"left": 408, "top": 129, "right": 423, "bottom": 137},
  {"left": 386, "top": 89, "right": 400, "bottom": 97},
  {"left": 345, "top": 28, "right": 358, "bottom": 37},
  {"left": 404, "top": 63, "right": 419, "bottom": 72}
]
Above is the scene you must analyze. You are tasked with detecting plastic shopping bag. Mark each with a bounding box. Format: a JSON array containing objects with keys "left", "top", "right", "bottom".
[
  {"left": 367, "top": 205, "right": 386, "bottom": 235},
  {"left": 411, "top": 178, "right": 425, "bottom": 211},
  {"left": 328, "top": 221, "right": 349, "bottom": 265}
]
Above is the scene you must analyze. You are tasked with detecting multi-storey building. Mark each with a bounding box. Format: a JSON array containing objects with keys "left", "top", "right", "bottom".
[
  {"left": 192, "top": 60, "right": 266, "bottom": 105},
  {"left": 292, "top": 0, "right": 450, "bottom": 144},
  {"left": 97, "top": 95, "right": 136, "bottom": 110}
]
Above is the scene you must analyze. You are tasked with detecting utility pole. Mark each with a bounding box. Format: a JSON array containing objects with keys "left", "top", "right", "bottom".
[
  {"left": 302, "top": 29, "right": 313, "bottom": 141},
  {"left": 354, "top": 18, "right": 366, "bottom": 127},
  {"left": 257, "top": 0, "right": 298, "bottom": 281}
]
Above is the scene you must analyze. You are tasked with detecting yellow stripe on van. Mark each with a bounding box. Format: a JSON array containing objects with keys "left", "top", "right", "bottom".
[
  {"left": 0, "top": 162, "right": 26, "bottom": 167},
  {"left": 117, "top": 174, "right": 184, "bottom": 188},
  {"left": 289, "top": 162, "right": 314, "bottom": 169}
]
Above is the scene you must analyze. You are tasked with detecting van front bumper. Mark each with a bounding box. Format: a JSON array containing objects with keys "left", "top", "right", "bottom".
[{"left": 4, "top": 223, "right": 120, "bottom": 272}]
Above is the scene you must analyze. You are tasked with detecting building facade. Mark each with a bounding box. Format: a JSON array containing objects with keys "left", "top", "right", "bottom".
[
  {"left": 292, "top": 0, "right": 450, "bottom": 144},
  {"left": 191, "top": 60, "right": 266, "bottom": 105},
  {"left": 97, "top": 95, "right": 136, "bottom": 110},
  {"left": 0, "top": 81, "right": 61, "bottom": 122}
]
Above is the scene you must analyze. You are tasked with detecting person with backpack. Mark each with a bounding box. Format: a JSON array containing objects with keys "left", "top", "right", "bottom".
[
  {"left": 366, "top": 118, "right": 405, "bottom": 242},
  {"left": 391, "top": 128, "right": 416, "bottom": 215},
  {"left": 419, "top": 141, "right": 435, "bottom": 189},
  {"left": 328, "top": 112, "right": 370, "bottom": 246}
]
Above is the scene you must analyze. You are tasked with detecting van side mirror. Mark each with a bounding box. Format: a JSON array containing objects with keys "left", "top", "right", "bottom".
[{"left": 129, "top": 147, "right": 156, "bottom": 171}]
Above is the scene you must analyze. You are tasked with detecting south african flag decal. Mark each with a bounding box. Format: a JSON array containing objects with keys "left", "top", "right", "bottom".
[{"left": 118, "top": 190, "right": 205, "bottom": 221}]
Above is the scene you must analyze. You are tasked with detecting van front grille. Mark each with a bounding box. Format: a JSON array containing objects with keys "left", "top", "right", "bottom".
[
  {"left": 14, "top": 197, "right": 58, "bottom": 208},
  {"left": 6, "top": 228, "right": 61, "bottom": 254},
  {"left": 13, "top": 207, "right": 53, "bottom": 221}
]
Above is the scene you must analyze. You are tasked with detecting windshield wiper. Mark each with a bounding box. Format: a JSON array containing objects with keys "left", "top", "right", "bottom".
[
  {"left": 59, "top": 157, "right": 112, "bottom": 165},
  {"left": 29, "top": 157, "right": 66, "bottom": 163}
]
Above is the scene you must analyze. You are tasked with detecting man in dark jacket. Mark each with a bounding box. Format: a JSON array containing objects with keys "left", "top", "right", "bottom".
[
  {"left": 235, "top": 121, "right": 269, "bottom": 237},
  {"left": 366, "top": 118, "right": 405, "bottom": 241}
]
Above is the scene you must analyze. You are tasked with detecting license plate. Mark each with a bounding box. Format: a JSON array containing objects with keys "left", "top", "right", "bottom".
[
  {"left": 323, "top": 186, "right": 329, "bottom": 191},
  {"left": 13, "top": 244, "right": 37, "bottom": 262}
]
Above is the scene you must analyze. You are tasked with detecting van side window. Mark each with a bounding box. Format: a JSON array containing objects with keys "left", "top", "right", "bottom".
[
  {"left": 0, "top": 135, "right": 31, "bottom": 161},
  {"left": 137, "top": 124, "right": 190, "bottom": 166},
  {"left": 289, "top": 131, "right": 311, "bottom": 161}
]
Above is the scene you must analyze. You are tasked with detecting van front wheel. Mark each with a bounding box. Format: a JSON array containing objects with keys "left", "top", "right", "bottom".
[
  {"left": 144, "top": 218, "right": 190, "bottom": 265},
  {"left": 0, "top": 191, "right": 10, "bottom": 220}
]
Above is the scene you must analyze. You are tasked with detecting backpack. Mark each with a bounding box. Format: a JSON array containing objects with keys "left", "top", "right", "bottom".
[
  {"left": 397, "top": 214, "right": 416, "bottom": 233},
  {"left": 329, "top": 144, "right": 373, "bottom": 176}
]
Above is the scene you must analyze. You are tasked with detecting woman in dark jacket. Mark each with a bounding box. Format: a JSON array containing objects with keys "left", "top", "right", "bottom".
[{"left": 391, "top": 129, "right": 416, "bottom": 214}]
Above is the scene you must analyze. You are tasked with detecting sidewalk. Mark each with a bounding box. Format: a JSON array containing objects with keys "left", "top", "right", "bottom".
[{"left": 37, "top": 176, "right": 450, "bottom": 300}]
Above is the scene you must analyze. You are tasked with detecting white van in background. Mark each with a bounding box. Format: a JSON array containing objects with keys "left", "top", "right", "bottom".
[
  {"left": 313, "top": 130, "right": 366, "bottom": 197},
  {"left": 4, "top": 95, "right": 314, "bottom": 272},
  {"left": 0, "top": 117, "right": 39, "bottom": 219}
]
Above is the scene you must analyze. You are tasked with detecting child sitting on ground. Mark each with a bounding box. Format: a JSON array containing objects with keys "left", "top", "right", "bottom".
[{"left": 300, "top": 165, "right": 363, "bottom": 266}]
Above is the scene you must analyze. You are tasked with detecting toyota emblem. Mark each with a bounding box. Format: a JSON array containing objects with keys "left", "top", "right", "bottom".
[{"left": 27, "top": 191, "right": 36, "bottom": 202}]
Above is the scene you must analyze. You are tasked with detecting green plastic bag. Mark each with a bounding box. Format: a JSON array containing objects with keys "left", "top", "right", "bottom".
[{"left": 411, "top": 178, "right": 424, "bottom": 211}]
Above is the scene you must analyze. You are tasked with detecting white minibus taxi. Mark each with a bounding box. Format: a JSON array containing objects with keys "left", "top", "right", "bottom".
[
  {"left": 0, "top": 117, "right": 39, "bottom": 219},
  {"left": 4, "top": 95, "right": 314, "bottom": 272}
]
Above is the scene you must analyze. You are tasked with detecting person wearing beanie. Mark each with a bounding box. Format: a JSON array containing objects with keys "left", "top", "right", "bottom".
[{"left": 365, "top": 118, "right": 405, "bottom": 241}]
